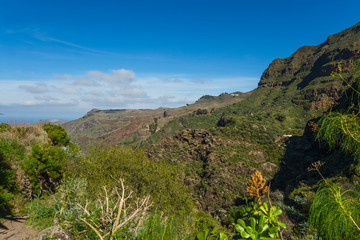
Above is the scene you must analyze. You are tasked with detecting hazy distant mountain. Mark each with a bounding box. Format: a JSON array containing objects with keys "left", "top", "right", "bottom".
[
  {"left": 63, "top": 92, "right": 250, "bottom": 148},
  {"left": 38, "top": 119, "right": 67, "bottom": 125}
]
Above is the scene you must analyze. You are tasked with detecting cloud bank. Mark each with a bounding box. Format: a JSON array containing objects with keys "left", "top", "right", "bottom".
[{"left": 0, "top": 68, "right": 258, "bottom": 120}]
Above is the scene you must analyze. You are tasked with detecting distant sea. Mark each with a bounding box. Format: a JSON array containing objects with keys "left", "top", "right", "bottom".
[{"left": 0, "top": 115, "right": 73, "bottom": 124}]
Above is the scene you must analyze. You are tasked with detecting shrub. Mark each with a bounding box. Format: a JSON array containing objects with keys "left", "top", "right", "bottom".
[
  {"left": 0, "top": 187, "right": 14, "bottom": 217},
  {"left": 0, "top": 123, "right": 11, "bottom": 133},
  {"left": 76, "top": 145, "right": 194, "bottom": 214},
  {"left": 0, "top": 140, "right": 22, "bottom": 216},
  {"left": 42, "top": 123, "right": 70, "bottom": 146},
  {"left": 23, "top": 144, "right": 67, "bottom": 194},
  {"left": 196, "top": 109, "right": 208, "bottom": 115},
  {"left": 76, "top": 179, "right": 151, "bottom": 240}
]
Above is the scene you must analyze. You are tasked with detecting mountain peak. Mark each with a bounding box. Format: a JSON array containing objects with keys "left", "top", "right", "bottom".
[{"left": 259, "top": 21, "right": 360, "bottom": 88}]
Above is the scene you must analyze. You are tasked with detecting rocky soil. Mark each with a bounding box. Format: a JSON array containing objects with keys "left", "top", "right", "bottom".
[{"left": 0, "top": 216, "right": 38, "bottom": 240}]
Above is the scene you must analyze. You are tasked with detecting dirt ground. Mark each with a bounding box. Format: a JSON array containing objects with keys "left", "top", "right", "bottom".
[{"left": 0, "top": 216, "right": 38, "bottom": 240}]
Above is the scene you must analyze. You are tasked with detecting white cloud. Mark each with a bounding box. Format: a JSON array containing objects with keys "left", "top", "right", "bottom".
[
  {"left": 88, "top": 69, "right": 136, "bottom": 85},
  {"left": 60, "top": 87, "right": 78, "bottom": 94},
  {"left": 73, "top": 79, "right": 99, "bottom": 86},
  {"left": 19, "top": 82, "right": 48, "bottom": 94},
  {"left": 88, "top": 90, "right": 104, "bottom": 96},
  {"left": 108, "top": 88, "right": 147, "bottom": 97},
  {"left": 0, "top": 69, "right": 259, "bottom": 121}
]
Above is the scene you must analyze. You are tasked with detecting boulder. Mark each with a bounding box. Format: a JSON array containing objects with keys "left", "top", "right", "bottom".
[{"left": 33, "top": 226, "right": 73, "bottom": 240}]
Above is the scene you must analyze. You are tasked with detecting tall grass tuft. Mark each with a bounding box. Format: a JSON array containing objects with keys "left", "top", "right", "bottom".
[
  {"left": 309, "top": 182, "right": 360, "bottom": 240},
  {"left": 136, "top": 210, "right": 191, "bottom": 240}
]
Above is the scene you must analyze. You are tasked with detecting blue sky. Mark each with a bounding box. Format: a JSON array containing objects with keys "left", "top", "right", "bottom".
[{"left": 0, "top": 0, "right": 360, "bottom": 121}]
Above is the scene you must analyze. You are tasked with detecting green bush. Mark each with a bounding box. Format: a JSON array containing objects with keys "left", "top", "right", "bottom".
[
  {"left": 76, "top": 145, "right": 194, "bottom": 214},
  {"left": 0, "top": 186, "right": 14, "bottom": 217},
  {"left": 23, "top": 144, "right": 67, "bottom": 194},
  {"left": 0, "top": 139, "right": 23, "bottom": 216},
  {"left": 42, "top": 123, "right": 70, "bottom": 146},
  {"left": 0, "top": 138, "right": 26, "bottom": 162},
  {"left": 0, "top": 123, "right": 11, "bottom": 133},
  {"left": 196, "top": 109, "right": 208, "bottom": 115}
]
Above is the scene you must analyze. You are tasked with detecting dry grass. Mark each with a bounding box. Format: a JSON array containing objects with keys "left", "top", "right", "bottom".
[{"left": 0, "top": 123, "right": 49, "bottom": 147}]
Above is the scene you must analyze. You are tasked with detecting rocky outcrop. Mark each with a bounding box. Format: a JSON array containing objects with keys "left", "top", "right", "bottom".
[
  {"left": 33, "top": 226, "right": 73, "bottom": 240},
  {"left": 259, "top": 22, "right": 360, "bottom": 95},
  {"left": 147, "top": 129, "right": 278, "bottom": 214}
]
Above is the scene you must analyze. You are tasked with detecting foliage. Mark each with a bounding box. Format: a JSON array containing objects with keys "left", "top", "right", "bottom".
[
  {"left": 27, "top": 197, "right": 57, "bottom": 230},
  {"left": 0, "top": 186, "right": 14, "bottom": 217},
  {"left": 235, "top": 201, "right": 286, "bottom": 240},
  {"left": 0, "top": 139, "right": 25, "bottom": 216},
  {"left": 316, "top": 112, "right": 360, "bottom": 160},
  {"left": 30, "top": 176, "right": 193, "bottom": 240},
  {"left": 136, "top": 210, "right": 192, "bottom": 240},
  {"left": 308, "top": 161, "right": 360, "bottom": 239},
  {"left": 42, "top": 123, "right": 70, "bottom": 146},
  {"left": 196, "top": 109, "right": 209, "bottom": 115},
  {"left": 309, "top": 182, "right": 360, "bottom": 239},
  {"left": 0, "top": 123, "right": 11, "bottom": 133},
  {"left": 76, "top": 145, "right": 194, "bottom": 215},
  {"left": 76, "top": 178, "right": 151, "bottom": 240},
  {"left": 196, "top": 226, "right": 228, "bottom": 240},
  {"left": 235, "top": 216, "right": 279, "bottom": 240},
  {"left": 196, "top": 200, "right": 286, "bottom": 240},
  {"left": 23, "top": 144, "right": 67, "bottom": 194},
  {"left": 149, "top": 118, "right": 158, "bottom": 135},
  {"left": 316, "top": 63, "right": 360, "bottom": 163}
]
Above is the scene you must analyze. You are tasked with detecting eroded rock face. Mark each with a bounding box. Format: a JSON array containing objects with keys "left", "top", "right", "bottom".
[
  {"left": 258, "top": 22, "right": 360, "bottom": 97},
  {"left": 33, "top": 226, "right": 73, "bottom": 240}
]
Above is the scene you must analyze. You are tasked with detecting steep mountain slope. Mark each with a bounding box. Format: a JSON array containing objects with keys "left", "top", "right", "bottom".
[{"left": 258, "top": 22, "right": 360, "bottom": 108}]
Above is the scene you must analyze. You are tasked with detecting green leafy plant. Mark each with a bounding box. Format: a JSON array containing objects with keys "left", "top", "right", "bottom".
[
  {"left": 235, "top": 201, "right": 286, "bottom": 240},
  {"left": 196, "top": 226, "right": 229, "bottom": 240},
  {"left": 258, "top": 203, "right": 286, "bottom": 230},
  {"left": 235, "top": 216, "right": 279, "bottom": 240}
]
